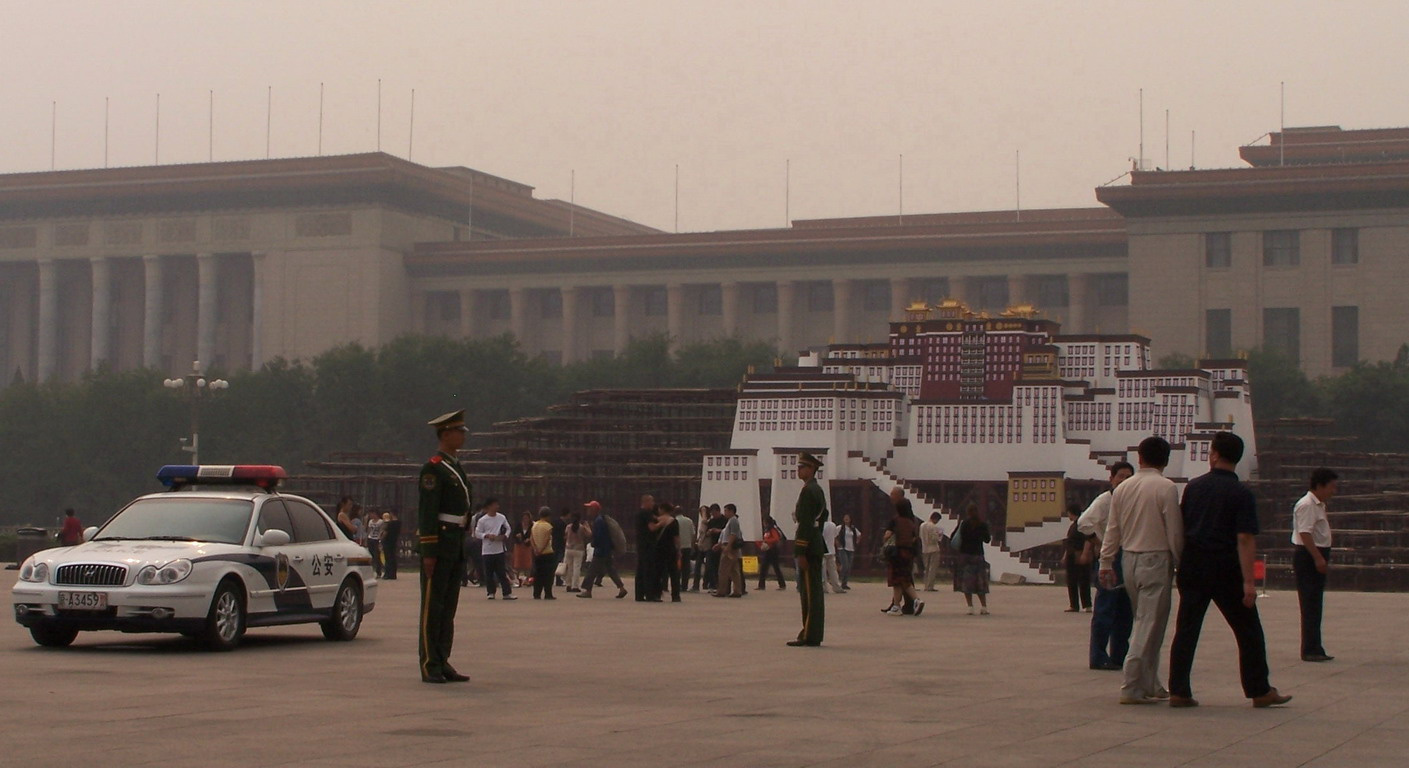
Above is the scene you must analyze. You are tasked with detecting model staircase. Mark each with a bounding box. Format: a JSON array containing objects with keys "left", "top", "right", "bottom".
[{"left": 850, "top": 454, "right": 1053, "bottom": 583}]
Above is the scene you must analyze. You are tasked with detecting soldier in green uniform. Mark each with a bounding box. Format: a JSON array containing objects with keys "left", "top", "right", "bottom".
[
  {"left": 417, "top": 410, "right": 473, "bottom": 684},
  {"left": 789, "top": 452, "right": 829, "bottom": 647}
]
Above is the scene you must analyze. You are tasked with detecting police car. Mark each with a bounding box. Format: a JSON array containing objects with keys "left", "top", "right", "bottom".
[{"left": 12, "top": 465, "right": 377, "bottom": 651}]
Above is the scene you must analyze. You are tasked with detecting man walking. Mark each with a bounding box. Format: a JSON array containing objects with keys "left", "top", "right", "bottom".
[
  {"left": 919, "top": 512, "right": 944, "bottom": 591},
  {"left": 1293, "top": 468, "right": 1338, "bottom": 663},
  {"left": 475, "top": 498, "right": 516, "bottom": 600},
  {"left": 713, "top": 504, "right": 745, "bottom": 598},
  {"left": 1078, "top": 461, "right": 1135, "bottom": 670},
  {"left": 416, "top": 409, "right": 473, "bottom": 684},
  {"left": 577, "top": 501, "right": 628, "bottom": 599},
  {"left": 1168, "top": 431, "right": 1292, "bottom": 708},
  {"left": 1099, "top": 437, "right": 1181, "bottom": 705},
  {"left": 789, "top": 452, "right": 828, "bottom": 647}
]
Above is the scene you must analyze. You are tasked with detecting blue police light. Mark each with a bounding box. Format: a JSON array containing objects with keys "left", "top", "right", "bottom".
[{"left": 157, "top": 465, "right": 287, "bottom": 489}]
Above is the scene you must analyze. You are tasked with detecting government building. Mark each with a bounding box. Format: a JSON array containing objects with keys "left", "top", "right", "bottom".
[{"left": 1, "top": 124, "right": 1406, "bottom": 384}]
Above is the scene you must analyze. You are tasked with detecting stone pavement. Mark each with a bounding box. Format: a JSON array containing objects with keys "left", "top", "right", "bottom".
[{"left": 4, "top": 573, "right": 1407, "bottom": 767}]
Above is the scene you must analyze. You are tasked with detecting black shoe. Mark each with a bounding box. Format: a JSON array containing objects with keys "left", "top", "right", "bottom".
[
  {"left": 616, "top": 589, "right": 628, "bottom": 599},
  {"left": 1089, "top": 661, "right": 1122, "bottom": 671},
  {"left": 442, "top": 669, "right": 470, "bottom": 683},
  {"left": 502, "top": 595, "right": 517, "bottom": 601},
  {"left": 1302, "top": 653, "right": 1334, "bottom": 662},
  {"left": 576, "top": 592, "right": 593, "bottom": 599},
  {"left": 786, "top": 640, "right": 821, "bottom": 647},
  {"left": 545, "top": 596, "right": 557, "bottom": 600},
  {"left": 422, "top": 674, "right": 447, "bottom": 684}
]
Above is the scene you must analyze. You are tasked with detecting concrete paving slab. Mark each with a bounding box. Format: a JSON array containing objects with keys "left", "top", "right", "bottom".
[{"left": 4, "top": 572, "right": 1408, "bottom": 767}]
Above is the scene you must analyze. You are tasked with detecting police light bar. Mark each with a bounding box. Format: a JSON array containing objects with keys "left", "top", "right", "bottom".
[{"left": 157, "top": 465, "right": 287, "bottom": 489}]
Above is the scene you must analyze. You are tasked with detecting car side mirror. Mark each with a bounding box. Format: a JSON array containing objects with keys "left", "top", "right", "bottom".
[
  {"left": 82, "top": 526, "right": 99, "bottom": 543},
  {"left": 257, "top": 529, "right": 291, "bottom": 547}
]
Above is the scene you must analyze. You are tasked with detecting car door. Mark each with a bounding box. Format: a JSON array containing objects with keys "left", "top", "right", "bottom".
[
  {"left": 253, "top": 499, "right": 313, "bottom": 614},
  {"left": 284, "top": 498, "right": 341, "bottom": 610}
]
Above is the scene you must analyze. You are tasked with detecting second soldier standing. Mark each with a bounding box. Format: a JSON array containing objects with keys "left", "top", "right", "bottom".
[
  {"left": 789, "top": 452, "right": 828, "bottom": 647},
  {"left": 417, "top": 410, "right": 472, "bottom": 684}
]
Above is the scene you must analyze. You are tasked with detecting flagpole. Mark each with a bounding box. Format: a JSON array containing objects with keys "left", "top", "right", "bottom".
[
  {"left": 266, "top": 86, "right": 272, "bottom": 159},
  {"left": 318, "top": 82, "right": 324, "bottom": 156}
]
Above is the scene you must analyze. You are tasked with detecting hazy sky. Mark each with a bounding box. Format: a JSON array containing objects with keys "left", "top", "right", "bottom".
[{"left": 2, "top": 1, "right": 1405, "bottom": 232}]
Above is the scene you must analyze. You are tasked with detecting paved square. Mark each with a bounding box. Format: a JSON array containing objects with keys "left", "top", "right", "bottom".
[{"left": 4, "top": 572, "right": 1407, "bottom": 767}]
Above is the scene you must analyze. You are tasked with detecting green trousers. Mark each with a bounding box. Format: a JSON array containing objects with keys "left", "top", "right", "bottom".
[
  {"left": 419, "top": 526, "right": 465, "bottom": 679},
  {"left": 795, "top": 547, "right": 825, "bottom": 645}
]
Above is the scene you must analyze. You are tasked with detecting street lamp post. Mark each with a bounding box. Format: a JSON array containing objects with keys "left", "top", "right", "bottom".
[{"left": 162, "top": 360, "right": 229, "bottom": 465}]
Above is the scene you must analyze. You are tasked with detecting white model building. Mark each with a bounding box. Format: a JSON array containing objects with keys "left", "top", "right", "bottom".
[{"left": 699, "top": 300, "right": 1257, "bottom": 583}]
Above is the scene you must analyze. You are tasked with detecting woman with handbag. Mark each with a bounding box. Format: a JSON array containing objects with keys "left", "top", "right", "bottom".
[
  {"left": 1063, "top": 503, "right": 1093, "bottom": 612},
  {"left": 952, "top": 504, "right": 992, "bottom": 615},
  {"left": 880, "top": 491, "right": 924, "bottom": 616},
  {"left": 756, "top": 515, "right": 787, "bottom": 590}
]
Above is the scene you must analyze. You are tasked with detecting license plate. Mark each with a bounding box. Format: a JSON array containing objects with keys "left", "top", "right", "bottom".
[{"left": 58, "top": 591, "right": 108, "bottom": 610}]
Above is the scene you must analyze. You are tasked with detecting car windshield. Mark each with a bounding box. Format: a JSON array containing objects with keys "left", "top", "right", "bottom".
[{"left": 93, "top": 498, "right": 255, "bottom": 545}]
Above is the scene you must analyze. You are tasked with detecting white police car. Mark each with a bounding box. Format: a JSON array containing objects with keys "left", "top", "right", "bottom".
[{"left": 12, "top": 465, "right": 377, "bottom": 651}]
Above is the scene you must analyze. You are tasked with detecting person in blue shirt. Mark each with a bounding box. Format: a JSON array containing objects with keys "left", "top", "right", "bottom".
[{"left": 576, "top": 501, "right": 627, "bottom": 599}]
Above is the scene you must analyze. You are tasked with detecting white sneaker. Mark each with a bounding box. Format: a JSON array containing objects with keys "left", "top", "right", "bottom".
[
  {"left": 967, "top": 607, "right": 975, "bottom": 615},
  {"left": 980, "top": 607, "right": 990, "bottom": 615},
  {"left": 883, "top": 605, "right": 902, "bottom": 616}
]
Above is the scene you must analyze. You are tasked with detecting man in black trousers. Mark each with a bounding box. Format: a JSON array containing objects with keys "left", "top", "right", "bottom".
[
  {"left": 1292, "top": 468, "right": 1338, "bottom": 662},
  {"left": 1167, "top": 431, "right": 1291, "bottom": 709},
  {"left": 634, "top": 494, "right": 659, "bottom": 601}
]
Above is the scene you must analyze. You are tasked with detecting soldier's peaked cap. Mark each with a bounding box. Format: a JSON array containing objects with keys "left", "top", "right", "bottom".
[
  {"left": 428, "top": 409, "right": 467, "bottom": 431},
  {"left": 798, "top": 452, "right": 824, "bottom": 469}
]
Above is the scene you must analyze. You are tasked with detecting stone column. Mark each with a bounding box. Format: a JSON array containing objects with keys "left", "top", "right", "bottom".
[
  {"left": 666, "top": 283, "right": 685, "bottom": 353},
  {"left": 890, "top": 277, "right": 910, "bottom": 320},
  {"left": 613, "top": 285, "right": 631, "bottom": 355},
  {"left": 250, "top": 252, "right": 266, "bottom": 369},
  {"left": 721, "top": 281, "right": 740, "bottom": 337},
  {"left": 459, "top": 289, "right": 478, "bottom": 339},
  {"left": 1067, "top": 273, "right": 1090, "bottom": 334},
  {"left": 776, "top": 280, "right": 796, "bottom": 356},
  {"left": 1007, "top": 273, "right": 1027, "bottom": 309},
  {"left": 36, "top": 258, "right": 58, "bottom": 381},
  {"left": 832, "top": 278, "right": 853, "bottom": 342},
  {"left": 560, "top": 287, "right": 579, "bottom": 364},
  {"left": 196, "top": 252, "right": 217, "bottom": 369},
  {"left": 89, "top": 257, "right": 112, "bottom": 369},
  {"left": 509, "top": 287, "right": 528, "bottom": 345},
  {"left": 142, "top": 254, "right": 164, "bottom": 370}
]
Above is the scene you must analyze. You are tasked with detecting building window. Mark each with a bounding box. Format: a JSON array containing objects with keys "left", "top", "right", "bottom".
[
  {"left": 1263, "top": 307, "right": 1300, "bottom": 364},
  {"left": 807, "top": 282, "right": 834, "bottom": 312},
  {"left": 590, "top": 287, "right": 614, "bottom": 318},
  {"left": 916, "top": 278, "right": 949, "bottom": 305},
  {"left": 1332, "top": 228, "right": 1359, "bottom": 265},
  {"left": 1332, "top": 306, "right": 1359, "bottom": 367},
  {"left": 971, "top": 277, "right": 1008, "bottom": 310},
  {"left": 1205, "top": 309, "right": 1232, "bottom": 358},
  {"left": 425, "top": 291, "right": 460, "bottom": 324},
  {"left": 1032, "top": 275, "right": 1068, "bottom": 308},
  {"left": 486, "top": 290, "right": 510, "bottom": 320},
  {"left": 539, "top": 289, "right": 563, "bottom": 319},
  {"left": 1263, "top": 230, "right": 1300, "bottom": 267},
  {"left": 1205, "top": 232, "right": 1232, "bottom": 268},
  {"left": 1094, "top": 274, "right": 1128, "bottom": 306},
  {"left": 643, "top": 287, "right": 667, "bottom": 317},
  {"left": 752, "top": 283, "right": 777, "bottom": 314},
  {"left": 861, "top": 280, "right": 890, "bottom": 312},
  {"left": 698, "top": 284, "right": 722, "bottom": 315}
]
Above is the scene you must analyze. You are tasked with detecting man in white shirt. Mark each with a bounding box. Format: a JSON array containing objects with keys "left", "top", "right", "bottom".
[
  {"left": 1078, "top": 461, "right": 1135, "bottom": 670},
  {"left": 821, "top": 518, "right": 843, "bottom": 594},
  {"left": 919, "top": 512, "right": 944, "bottom": 591},
  {"left": 473, "top": 499, "right": 517, "bottom": 600},
  {"left": 1292, "top": 468, "right": 1338, "bottom": 662},
  {"left": 1100, "top": 437, "right": 1182, "bottom": 705}
]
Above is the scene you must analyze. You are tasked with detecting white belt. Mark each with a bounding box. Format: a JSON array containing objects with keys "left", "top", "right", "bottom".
[{"left": 438, "top": 514, "right": 467, "bottom": 526}]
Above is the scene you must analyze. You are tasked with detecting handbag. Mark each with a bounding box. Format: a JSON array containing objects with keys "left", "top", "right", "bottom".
[{"left": 947, "top": 522, "right": 964, "bottom": 552}]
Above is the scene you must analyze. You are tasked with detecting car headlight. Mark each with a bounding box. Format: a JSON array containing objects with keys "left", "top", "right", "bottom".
[
  {"left": 136, "top": 559, "right": 193, "bottom": 585},
  {"left": 18, "top": 560, "right": 48, "bottom": 583}
]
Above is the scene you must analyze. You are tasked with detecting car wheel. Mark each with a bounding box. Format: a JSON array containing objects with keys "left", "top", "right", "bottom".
[
  {"left": 321, "top": 579, "right": 363, "bottom": 641},
  {"left": 30, "top": 623, "right": 79, "bottom": 648},
  {"left": 202, "top": 580, "right": 246, "bottom": 652}
]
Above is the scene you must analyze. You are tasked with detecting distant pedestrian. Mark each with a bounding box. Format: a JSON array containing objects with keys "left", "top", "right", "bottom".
[
  {"left": 365, "top": 510, "right": 385, "bottom": 578},
  {"left": 59, "top": 508, "right": 84, "bottom": 547},
  {"left": 1078, "top": 461, "right": 1135, "bottom": 670},
  {"left": 474, "top": 498, "right": 516, "bottom": 600},
  {"left": 1292, "top": 467, "right": 1338, "bottom": 663},
  {"left": 919, "top": 512, "right": 943, "bottom": 592},
  {"left": 837, "top": 514, "right": 860, "bottom": 590},
  {"left": 703, "top": 504, "right": 725, "bottom": 591},
  {"left": 713, "top": 504, "right": 745, "bottom": 598},
  {"left": 1099, "top": 436, "right": 1180, "bottom": 705},
  {"left": 577, "top": 500, "right": 627, "bottom": 599},
  {"left": 530, "top": 507, "right": 557, "bottom": 600},
  {"left": 562, "top": 512, "right": 589, "bottom": 593},
  {"left": 690, "top": 505, "right": 713, "bottom": 592},
  {"left": 953, "top": 504, "right": 991, "bottom": 616},
  {"left": 635, "top": 494, "right": 659, "bottom": 602},
  {"left": 821, "top": 516, "right": 843, "bottom": 594},
  {"left": 461, "top": 504, "right": 484, "bottom": 588},
  {"left": 675, "top": 506, "right": 696, "bottom": 596},
  {"left": 512, "top": 511, "right": 534, "bottom": 587},
  {"left": 651, "top": 502, "right": 682, "bottom": 602},
  {"left": 757, "top": 515, "right": 787, "bottom": 590},
  {"left": 1168, "top": 431, "right": 1291, "bottom": 708},
  {"left": 882, "top": 494, "right": 923, "bottom": 617},
  {"left": 334, "top": 496, "right": 357, "bottom": 540},
  {"left": 381, "top": 511, "right": 401, "bottom": 580},
  {"left": 1063, "top": 503, "right": 1091, "bottom": 612}
]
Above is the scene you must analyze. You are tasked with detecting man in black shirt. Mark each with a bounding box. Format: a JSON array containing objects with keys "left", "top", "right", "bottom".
[
  {"left": 1168, "top": 431, "right": 1291, "bottom": 709},
  {"left": 634, "top": 494, "right": 660, "bottom": 602}
]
